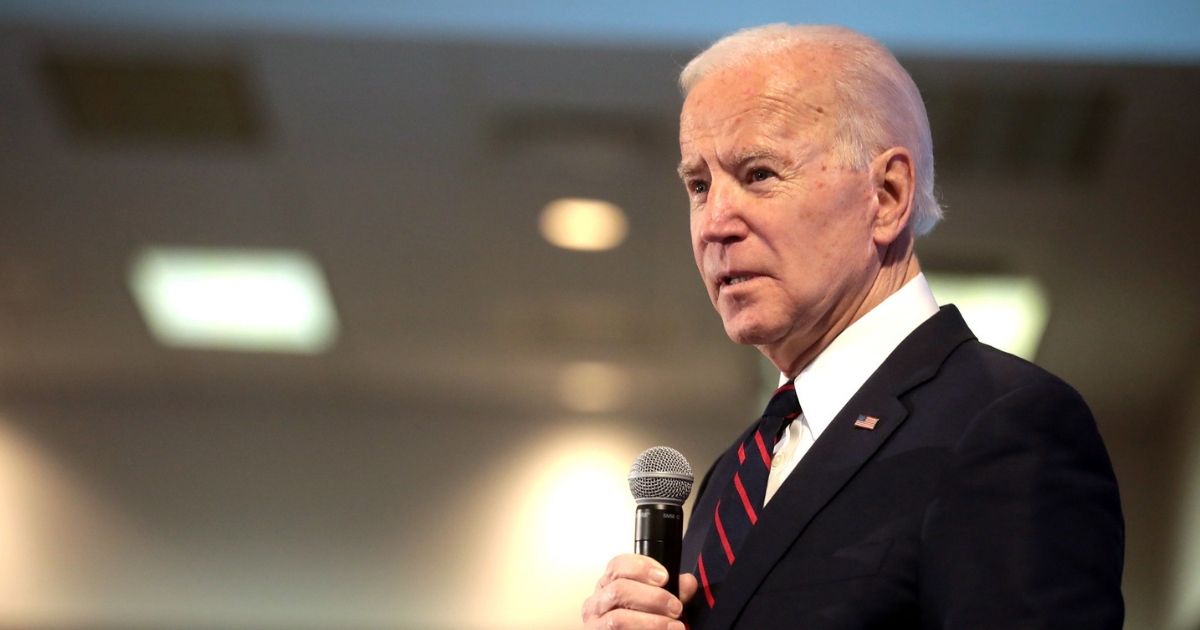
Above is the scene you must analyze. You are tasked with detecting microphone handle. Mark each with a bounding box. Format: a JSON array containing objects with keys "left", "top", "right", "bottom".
[{"left": 634, "top": 503, "right": 684, "bottom": 596}]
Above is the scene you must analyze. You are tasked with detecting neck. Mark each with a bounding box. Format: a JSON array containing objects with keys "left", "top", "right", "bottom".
[{"left": 765, "top": 238, "right": 921, "bottom": 378}]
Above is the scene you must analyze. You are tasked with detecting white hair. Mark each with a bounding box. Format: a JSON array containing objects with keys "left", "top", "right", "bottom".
[{"left": 680, "top": 24, "right": 943, "bottom": 236}]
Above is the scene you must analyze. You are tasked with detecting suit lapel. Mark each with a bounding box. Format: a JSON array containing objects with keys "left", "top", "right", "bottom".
[{"left": 697, "top": 306, "right": 975, "bottom": 629}]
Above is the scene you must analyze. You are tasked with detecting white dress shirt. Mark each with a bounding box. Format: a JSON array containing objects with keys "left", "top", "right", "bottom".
[{"left": 763, "top": 274, "right": 940, "bottom": 504}]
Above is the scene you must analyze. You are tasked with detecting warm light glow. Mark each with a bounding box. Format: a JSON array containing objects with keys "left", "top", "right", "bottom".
[
  {"left": 538, "top": 198, "right": 628, "bottom": 251},
  {"left": 0, "top": 420, "right": 41, "bottom": 618},
  {"left": 471, "top": 428, "right": 640, "bottom": 629},
  {"left": 0, "top": 416, "right": 139, "bottom": 626},
  {"left": 558, "top": 362, "right": 631, "bottom": 413},
  {"left": 1169, "top": 381, "right": 1200, "bottom": 629},
  {"left": 128, "top": 246, "right": 339, "bottom": 354},
  {"left": 926, "top": 273, "right": 1049, "bottom": 360}
]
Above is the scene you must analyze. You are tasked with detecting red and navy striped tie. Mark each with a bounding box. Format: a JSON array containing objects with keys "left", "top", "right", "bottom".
[{"left": 694, "top": 380, "right": 801, "bottom": 609}]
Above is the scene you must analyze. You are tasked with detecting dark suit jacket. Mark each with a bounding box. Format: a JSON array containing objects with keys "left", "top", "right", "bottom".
[{"left": 680, "top": 306, "right": 1124, "bottom": 629}]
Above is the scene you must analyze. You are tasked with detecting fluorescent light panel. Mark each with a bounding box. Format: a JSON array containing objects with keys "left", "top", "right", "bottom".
[
  {"left": 129, "top": 246, "right": 339, "bottom": 354},
  {"left": 926, "top": 273, "right": 1049, "bottom": 360}
]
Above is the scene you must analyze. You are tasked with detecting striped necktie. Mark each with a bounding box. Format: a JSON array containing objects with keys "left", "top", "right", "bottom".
[{"left": 693, "top": 380, "right": 801, "bottom": 610}]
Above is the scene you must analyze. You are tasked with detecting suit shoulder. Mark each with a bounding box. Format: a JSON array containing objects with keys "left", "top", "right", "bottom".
[
  {"left": 938, "top": 338, "right": 1087, "bottom": 408},
  {"left": 903, "top": 338, "right": 1100, "bottom": 448}
]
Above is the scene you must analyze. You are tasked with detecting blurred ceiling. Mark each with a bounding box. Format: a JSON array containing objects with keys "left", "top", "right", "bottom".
[
  {"left": 0, "top": 20, "right": 1197, "bottom": 425},
  {"left": 3, "top": 0, "right": 1200, "bottom": 61}
]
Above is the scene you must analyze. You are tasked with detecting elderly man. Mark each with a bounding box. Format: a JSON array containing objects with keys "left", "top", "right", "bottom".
[{"left": 582, "top": 24, "right": 1123, "bottom": 630}]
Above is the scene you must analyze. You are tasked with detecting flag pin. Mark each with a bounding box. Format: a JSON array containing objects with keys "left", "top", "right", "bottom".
[{"left": 853, "top": 415, "right": 880, "bottom": 430}]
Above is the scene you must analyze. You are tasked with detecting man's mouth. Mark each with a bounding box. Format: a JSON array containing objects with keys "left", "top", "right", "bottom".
[{"left": 720, "top": 273, "right": 757, "bottom": 287}]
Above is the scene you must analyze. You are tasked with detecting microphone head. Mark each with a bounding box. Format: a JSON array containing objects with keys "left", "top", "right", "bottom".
[{"left": 628, "top": 446, "right": 694, "bottom": 506}]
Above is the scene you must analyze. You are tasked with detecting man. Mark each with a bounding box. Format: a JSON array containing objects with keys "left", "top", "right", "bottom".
[{"left": 581, "top": 24, "right": 1123, "bottom": 629}]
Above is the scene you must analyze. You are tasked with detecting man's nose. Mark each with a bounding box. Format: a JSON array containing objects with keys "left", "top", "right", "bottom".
[{"left": 699, "top": 181, "right": 748, "bottom": 244}]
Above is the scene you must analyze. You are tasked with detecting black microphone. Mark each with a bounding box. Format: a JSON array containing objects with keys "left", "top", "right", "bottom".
[{"left": 628, "top": 446, "right": 694, "bottom": 596}]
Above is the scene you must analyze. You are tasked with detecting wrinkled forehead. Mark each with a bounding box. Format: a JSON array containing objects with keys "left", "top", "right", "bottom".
[{"left": 678, "top": 55, "right": 838, "bottom": 149}]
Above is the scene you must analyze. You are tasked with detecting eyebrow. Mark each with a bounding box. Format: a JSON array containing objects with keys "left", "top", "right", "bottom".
[
  {"left": 676, "top": 160, "right": 704, "bottom": 181},
  {"left": 730, "top": 147, "right": 782, "bottom": 168},
  {"left": 676, "top": 147, "right": 782, "bottom": 181}
]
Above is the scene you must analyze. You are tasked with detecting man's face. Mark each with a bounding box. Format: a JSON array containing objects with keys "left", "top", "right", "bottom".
[{"left": 679, "top": 57, "right": 881, "bottom": 367}]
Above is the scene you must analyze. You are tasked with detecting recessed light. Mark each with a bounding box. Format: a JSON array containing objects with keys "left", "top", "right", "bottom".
[
  {"left": 558, "top": 361, "right": 631, "bottom": 413},
  {"left": 539, "top": 198, "right": 628, "bottom": 251}
]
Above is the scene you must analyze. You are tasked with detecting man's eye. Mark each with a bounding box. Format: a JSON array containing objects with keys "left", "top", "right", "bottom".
[
  {"left": 748, "top": 168, "right": 774, "bottom": 182},
  {"left": 689, "top": 180, "right": 709, "bottom": 194}
]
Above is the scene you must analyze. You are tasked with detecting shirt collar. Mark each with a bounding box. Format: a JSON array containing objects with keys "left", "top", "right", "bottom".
[{"left": 780, "top": 273, "right": 939, "bottom": 441}]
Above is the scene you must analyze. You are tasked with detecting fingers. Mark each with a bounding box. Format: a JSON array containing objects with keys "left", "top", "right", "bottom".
[
  {"left": 582, "top": 574, "right": 682, "bottom": 619},
  {"left": 595, "top": 554, "right": 669, "bottom": 589},
  {"left": 582, "top": 608, "right": 685, "bottom": 630},
  {"left": 582, "top": 554, "right": 685, "bottom": 628},
  {"left": 678, "top": 572, "right": 698, "bottom": 605}
]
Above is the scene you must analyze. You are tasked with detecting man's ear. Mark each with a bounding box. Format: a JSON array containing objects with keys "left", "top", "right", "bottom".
[{"left": 870, "top": 147, "right": 915, "bottom": 246}]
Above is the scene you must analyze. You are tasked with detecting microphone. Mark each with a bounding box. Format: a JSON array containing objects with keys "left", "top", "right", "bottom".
[{"left": 628, "top": 446, "right": 694, "bottom": 596}]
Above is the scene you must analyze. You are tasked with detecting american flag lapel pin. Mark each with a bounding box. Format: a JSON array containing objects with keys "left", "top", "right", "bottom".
[{"left": 853, "top": 414, "right": 880, "bottom": 430}]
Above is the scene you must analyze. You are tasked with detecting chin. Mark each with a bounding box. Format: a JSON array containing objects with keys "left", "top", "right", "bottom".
[{"left": 721, "top": 316, "right": 783, "bottom": 347}]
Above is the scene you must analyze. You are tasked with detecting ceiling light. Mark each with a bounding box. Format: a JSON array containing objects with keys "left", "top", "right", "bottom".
[
  {"left": 926, "top": 273, "right": 1049, "bottom": 360},
  {"left": 128, "top": 246, "right": 339, "bottom": 354},
  {"left": 538, "top": 198, "right": 627, "bottom": 251},
  {"left": 557, "top": 361, "right": 631, "bottom": 413}
]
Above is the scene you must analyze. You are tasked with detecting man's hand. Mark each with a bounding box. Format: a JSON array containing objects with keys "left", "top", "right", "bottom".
[{"left": 581, "top": 554, "right": 698, "bottom": 629}]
